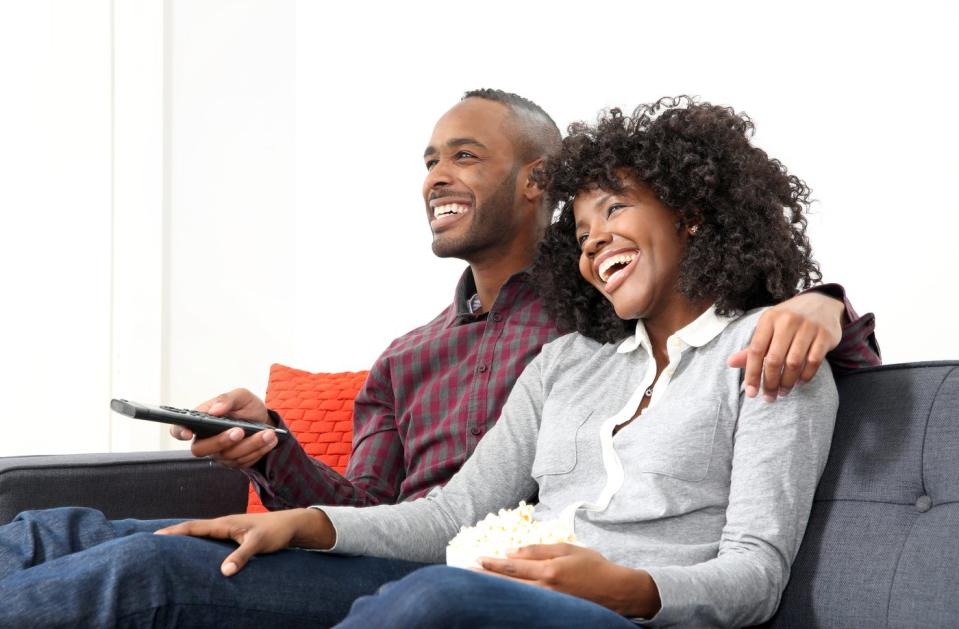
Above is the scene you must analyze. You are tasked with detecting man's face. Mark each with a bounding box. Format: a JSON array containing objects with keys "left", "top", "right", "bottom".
[{"left": 422, "top": 98, "right": 525, "bottom": 260}]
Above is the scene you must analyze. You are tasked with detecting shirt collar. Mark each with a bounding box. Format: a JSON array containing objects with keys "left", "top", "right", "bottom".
[
  {"left": 444, "top": 266, "right": 532, "bottom": 327},
  {"left": 616, "top": 305, "right": 738, "bottom": 354}
]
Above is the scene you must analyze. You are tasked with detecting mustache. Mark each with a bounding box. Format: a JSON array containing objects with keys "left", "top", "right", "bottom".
[{"left": 428, "top": 190, "right": 475, "bottom": 203}]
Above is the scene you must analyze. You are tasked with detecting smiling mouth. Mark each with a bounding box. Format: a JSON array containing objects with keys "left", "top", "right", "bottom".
[
  {"left": 598, "top": 252, "right": 637, "bottom": 283},
  {"left": 432, "top": 203, "right": 470, "bottom": 220}
]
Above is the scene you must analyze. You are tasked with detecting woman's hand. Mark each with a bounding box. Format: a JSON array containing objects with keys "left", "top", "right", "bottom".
[
  {"left": 155, "top": 508, "right": 335, "bottom": 576},
  {"left": 478, "top": 543, "right": 661, "bottom": 619}
]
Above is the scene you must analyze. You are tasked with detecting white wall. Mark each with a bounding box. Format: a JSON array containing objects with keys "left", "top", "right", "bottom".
[
  {"left": 1, "top": 0, "right": 957, "bottom": 456},
  {"left": 0, "top": 1, "right": 114, "bottom": 455},
  {"left": 295, "top": 0, "right": 959, "bottom": 368},
  {"left": 165, "top": 0, "right": 295, "bottom": 419},
  {"left": 0, "top": 0, "right": 295, "bottom": 456}
]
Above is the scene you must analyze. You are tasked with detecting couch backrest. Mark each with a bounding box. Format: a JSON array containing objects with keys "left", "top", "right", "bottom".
[
  {"left": 0, "top": 451, "right": 248, "bottom": 523},
  {"left": 763, "top": 361, "right": 959, "bottom": 628}
]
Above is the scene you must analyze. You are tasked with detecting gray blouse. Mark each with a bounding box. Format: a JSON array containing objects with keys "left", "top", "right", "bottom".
[{"left": 320, "top": 307, "right": 839, "bottom": 627}]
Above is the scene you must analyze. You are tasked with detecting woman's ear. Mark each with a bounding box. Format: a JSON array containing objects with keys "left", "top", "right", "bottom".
[{"left": 678, "top": 209, "right": 704, "bottom": 235}]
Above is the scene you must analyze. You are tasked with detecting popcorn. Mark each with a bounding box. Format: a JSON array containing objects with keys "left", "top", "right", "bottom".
[{"left": 446, "top": 501, "right": 577, "bottom": 569}]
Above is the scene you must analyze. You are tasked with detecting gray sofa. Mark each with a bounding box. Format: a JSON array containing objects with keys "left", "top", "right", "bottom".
[
  {"left": 761, "top": 360, "right": 959, "bottom": 628},
  {"left": 0, "top": 450, "right": 247, "bottom": 523},
  {"left": 1, "top": 361, "right": 956, "bottom": 627}
]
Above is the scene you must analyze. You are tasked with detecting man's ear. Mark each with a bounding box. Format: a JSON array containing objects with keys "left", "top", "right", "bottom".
[{"left": 521, "top": 158, "right": 545, "bottom": 202}]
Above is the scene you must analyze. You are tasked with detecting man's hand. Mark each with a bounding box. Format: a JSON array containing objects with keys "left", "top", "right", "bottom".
[
  {"left": 478, "top": 544, "right": 660, "bottom": 619},
  {"left": 169, "top": 388, "right": 279, "bottom": 468},
  {"left": 728, "top": 291, "right": 845, "bottom": 402},
  {"left": 155, "top": 508, "right": 335, "bottom": 576}
]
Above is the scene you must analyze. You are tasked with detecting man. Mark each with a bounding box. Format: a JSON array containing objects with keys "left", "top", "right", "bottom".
[
  {"left": 175, "top": 89, "right": 878, "bottom": 511},
  {"left": 0, "top": 90, "right": 878, "bottom": 626}
]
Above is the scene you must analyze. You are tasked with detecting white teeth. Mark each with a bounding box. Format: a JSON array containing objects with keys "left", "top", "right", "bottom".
[
  {"left": 598, "top": 253, "right": 637, "bottom": 283},
  {"left": 433, "top": 203, "right": 470, "bottom": 219}
]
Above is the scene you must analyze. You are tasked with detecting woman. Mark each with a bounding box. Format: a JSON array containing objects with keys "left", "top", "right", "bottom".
[{"left": 161, "top": 97, "right": 838, "bottom": 627}]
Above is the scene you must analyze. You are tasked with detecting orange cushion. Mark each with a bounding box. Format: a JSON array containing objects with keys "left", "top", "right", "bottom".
[{"left": 246, "top": 363, "right": 368, "bottom": 512}]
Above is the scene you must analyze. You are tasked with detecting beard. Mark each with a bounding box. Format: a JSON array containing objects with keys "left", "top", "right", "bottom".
[{"left": 431, "top": 168, "right": 520, "bottom": 260}]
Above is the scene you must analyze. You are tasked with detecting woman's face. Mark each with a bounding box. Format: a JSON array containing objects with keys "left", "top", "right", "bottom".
[{"left": 573, "top": 174, "right": 689, "bottom": 321}]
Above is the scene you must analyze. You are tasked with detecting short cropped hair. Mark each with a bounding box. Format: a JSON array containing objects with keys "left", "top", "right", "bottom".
[{"left": 462, "top": 88, "right": 561, "bottom": 164}]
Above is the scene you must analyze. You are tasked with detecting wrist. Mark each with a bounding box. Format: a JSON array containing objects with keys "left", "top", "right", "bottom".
[
  {"left": 807, "top": 285, "right": 849, "bottom": 326},
  {"left": 613, "top": 566, "right": 661, "bottom": 619},
  {"left": 819, "top": 290, "right": 848, "bottom": 326},
  {"left": 264, "top": 409, "right": 281, "bottom": 428},
  {"left": 291, "top": 507, "right": 336, "bottom": 550}
]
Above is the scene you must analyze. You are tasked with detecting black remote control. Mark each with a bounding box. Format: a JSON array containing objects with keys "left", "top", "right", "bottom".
[{"left": 110, "top": 399, "right": 289, "bottom": 440}]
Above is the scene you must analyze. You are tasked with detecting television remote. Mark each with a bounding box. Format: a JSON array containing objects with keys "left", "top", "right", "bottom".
[{"left": 110, "top": 399, "right": 289, "bottom": 440}]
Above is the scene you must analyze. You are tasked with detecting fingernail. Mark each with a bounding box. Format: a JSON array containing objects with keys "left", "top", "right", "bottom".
[
  {"left": 763, "top": 393, "right": 777, "bottom": 403},
  {"left": 229, "top": 428, "right": 244, "bottom": 441},
  {"left": 745, "top": 385, "right": 758, "bottom": 398},
  {"left": 263, "top": 430, "right": 276, "bottom": 444},
  {"left": 222, "top": 562, "right": 237, "bottom": 576},
  {"left": 779, "top": 388, "right": 792, "bottom": 397}
]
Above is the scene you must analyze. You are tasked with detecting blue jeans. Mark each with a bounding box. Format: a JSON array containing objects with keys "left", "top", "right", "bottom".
[
  {"left": 0, "top": 507, "right": 426, "bottom": 628},
  {"left": 336, "top": 565, "right": 640, "bottom": 628}
]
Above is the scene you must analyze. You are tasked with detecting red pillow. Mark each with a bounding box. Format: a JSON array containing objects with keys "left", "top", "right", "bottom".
[{"left": 246, "top": 363, "right": 368, "bottom": 513}]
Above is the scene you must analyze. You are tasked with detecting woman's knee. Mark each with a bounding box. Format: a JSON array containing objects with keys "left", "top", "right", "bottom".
[{"left": 350, "top": 566, "right": 502, "bottom": 627}]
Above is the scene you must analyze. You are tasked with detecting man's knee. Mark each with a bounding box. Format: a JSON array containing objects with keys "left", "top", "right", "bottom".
[
  {"left": 108, "top": 531, "right": 230, "bottom": 573},
  {"left": 12, "top": 506, "right": 108, "bottom": 526}
]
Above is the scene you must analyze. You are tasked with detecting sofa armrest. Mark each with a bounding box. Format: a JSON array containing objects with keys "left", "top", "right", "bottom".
[{"left": 0, "top": 450, "right": 249, "bottom": 524}]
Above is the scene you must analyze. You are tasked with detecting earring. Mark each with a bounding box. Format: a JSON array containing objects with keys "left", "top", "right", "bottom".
[{"left": 688, "top": 225, "right": 699, "bottom": 235}]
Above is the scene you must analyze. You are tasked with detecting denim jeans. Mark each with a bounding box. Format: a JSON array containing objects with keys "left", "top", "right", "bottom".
[
  {"left": 0, "top": 507, "right": 426, "bottom": 628},
  {"left": 337, "top": 564, "right": 640, "bottom": 628}
]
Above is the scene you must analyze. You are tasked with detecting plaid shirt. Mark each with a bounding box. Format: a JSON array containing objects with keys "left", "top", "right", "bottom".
[
  {"left": 251, "top": 268, "right": 561, "bottom": 508},
  {"left": 812, "top": 283, "right": 881, "bottom": 372},
  {"left": 249, "top": 274, "right": 879, "bottom": 509}
]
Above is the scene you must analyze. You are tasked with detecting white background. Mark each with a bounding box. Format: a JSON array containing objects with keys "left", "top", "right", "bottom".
[{"left": 1, "top": 0, "right": 957, "bottom": 456}]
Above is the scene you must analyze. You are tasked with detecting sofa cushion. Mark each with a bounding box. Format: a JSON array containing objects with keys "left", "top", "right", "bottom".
[
  {"left": 247, "top": 364, "right": 367, "bottom": 512},
  {"left": 763, "top": 362, "right": 959, "bottom": 628}
]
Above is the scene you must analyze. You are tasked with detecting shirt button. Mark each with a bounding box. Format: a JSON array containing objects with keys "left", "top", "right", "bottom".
[
  {"left": 915, "top": 495, "right": 933, "bottom": 513},
  {"left": 478, "top": 364, "right": 488, "bottom": 373},
  {"left": 470, "top": 426, "right": 482, "bottom": 436},
  {"left": 492, "top": 313, "right": 503, "bottom": 322}
]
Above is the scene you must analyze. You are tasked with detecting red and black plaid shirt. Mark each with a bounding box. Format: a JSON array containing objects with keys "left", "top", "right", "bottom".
[
  {"left": 250, "top": 273, "right": 879, "bottom": 509},
  {"left": 251, "top": 269, "right": 561, "bottom": 508}
]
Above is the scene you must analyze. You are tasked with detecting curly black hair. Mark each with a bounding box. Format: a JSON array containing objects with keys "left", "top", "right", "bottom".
[{"left": 531, "top": 96, "right": 821, "bottom": 344}]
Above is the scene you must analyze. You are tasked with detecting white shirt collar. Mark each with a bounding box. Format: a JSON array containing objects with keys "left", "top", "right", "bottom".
[{"left": 616, "top": 305, "right": 738, "bottom": 354}]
